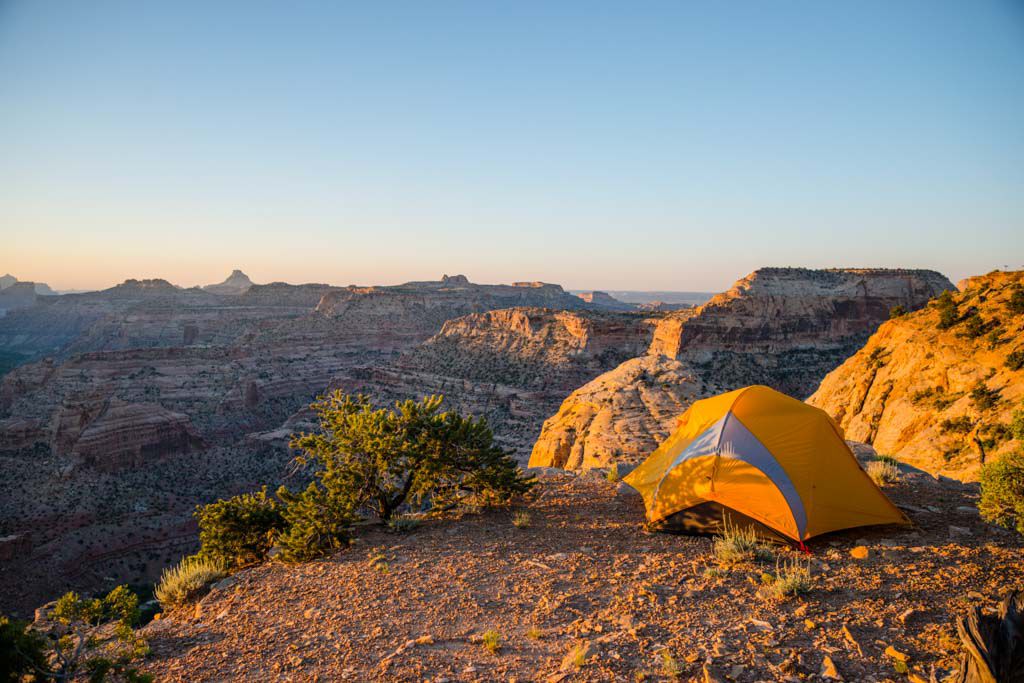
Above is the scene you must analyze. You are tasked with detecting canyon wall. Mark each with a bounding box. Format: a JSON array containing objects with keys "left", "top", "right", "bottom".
[{"left": 809, "top": 270, "right": 1024, "bottom": 480}]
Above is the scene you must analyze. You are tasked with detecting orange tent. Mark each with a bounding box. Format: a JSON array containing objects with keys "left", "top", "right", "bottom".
[{"left": 623, "top": 386, "right": 909, "bottom": 542}]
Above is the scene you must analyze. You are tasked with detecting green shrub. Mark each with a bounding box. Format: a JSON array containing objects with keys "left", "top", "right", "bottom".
[
  {"left": 1007, "top": 285, "right": 1024, "bottom": 315},
  {"left": 889, "top": 305, "right": 907, "bottom": 318},
  {"left": 660, "top": 650, "right": 684, "bottom": 678},
  {"left": 606, "top": 463, "right": 620, "bottom": 483},
  {"left": 1, "top": 614, "right": 49, "bottom": 681},
  {"left": 978, "top": 450, "right": 1024, "bottom": 534},
  {"left": 940, "top": 416, "right": 974, "bottom": 434},
  {"left": 195, "top": 487, "right": 286, "bottom": 568},
  {"left": 154, "top": 555, "right": 225, "bottom": 608},
  {"left": 275, "top": 482, "right": 354, "bottom": 563},
  {"left": 288, "top": 393, "right": 534, "bottom": 523},
  {"left": 935, "top": 290, "right": 959, "bottom": 329},
  {"left": 512, "top": 510, "right": 531, "bottom": 528},
  {"left": 481, "top": 629, "right": 502, "bottom": 654},
  {"left": 987, "top": 328, "right": 1007, "bottom": 348},
  {"left": 1006, "top": 349, "right": 1024, "bottom": 372},
  {"left": 759, "top": 557, "right": 812, "bottom": 600},
  {"left": 49, "top": 586, "right": 152, "bottom": 682},
  {"left": 960, "top": 313, "right": 988, "bottom": 338},
  {"left": 910, "top": 387, "right": 935, "bottom": 405},
  {"left": 970, "top": 382, "right": 1001, "bottom": 412},
  {"left": 1012, "top": 409, "right": 1024, "bottom": 441}
]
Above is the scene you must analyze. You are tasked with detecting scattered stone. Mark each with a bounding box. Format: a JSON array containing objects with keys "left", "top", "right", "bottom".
[
  {"left": 898, "top": 608, "right": 918, "bottom": 625},
  {"left": 841, "top": 625, "right": 863, "bottom": 656},
  {"left": 885, "top": 645, "right": 910, "bottom": 662},
  {"left": 949, "top": 525, "right": 973, "bottom": 539},
  {"left": 820, "top": 655, "right": 843, "bottom": 680},
  {"left": 850, "top": 546, "right": 870, "bottom": 560}
]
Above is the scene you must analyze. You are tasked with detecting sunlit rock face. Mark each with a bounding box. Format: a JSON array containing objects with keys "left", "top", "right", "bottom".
[
  {"left": 528, "top": 354, "right": 711, "bottom": 470},
  {"left": 809, "top": 270, "right": 1024, "bottom": 481}
]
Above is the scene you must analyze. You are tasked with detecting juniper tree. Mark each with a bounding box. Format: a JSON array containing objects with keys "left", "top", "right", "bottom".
[{"left": 286, "top": 393, "right": 534, "bottom": 523}]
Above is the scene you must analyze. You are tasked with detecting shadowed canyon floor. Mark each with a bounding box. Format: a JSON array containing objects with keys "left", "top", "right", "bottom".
[{"left": 144, "top": 465, "right": 1021, "bottom": 682}]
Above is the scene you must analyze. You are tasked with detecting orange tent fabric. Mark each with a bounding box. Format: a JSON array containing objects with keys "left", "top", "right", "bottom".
[{"left": 623, "top": 385, "right": 909, "bottom": 541}]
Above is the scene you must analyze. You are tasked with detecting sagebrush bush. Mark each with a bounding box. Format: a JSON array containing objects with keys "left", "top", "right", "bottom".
[
  {"left": 867, "top": 459, "right": 900, "bottom": 486},
  {"left": 978, "top": 450, "right": 1024, "bottom": 535},
  {"left": 712, "top": 519, "right": 773, "bottom": 565},
  {"left": 155, "top": 555, "right": 226, "bottom": 608},
  {"left": 195, "top": 487, "right": 286, "bottom": 567},
  {"left": 1007, "top": 349, "right": 1024, "bottom": 372}
]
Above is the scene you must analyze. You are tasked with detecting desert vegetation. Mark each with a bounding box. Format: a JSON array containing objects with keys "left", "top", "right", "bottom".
[
  {"left": 1, "top": 586, "right": 152, "bottom": 682},
  {"left": 979, "top": 447, "right": 1024, "bottom": 535},
  {"left": 155, "top": 393, "right": 535, "bottom": 606}
]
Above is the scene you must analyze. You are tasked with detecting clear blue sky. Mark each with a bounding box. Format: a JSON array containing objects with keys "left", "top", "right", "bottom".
[{"left": 2, "top": 1, "right": 1022, "bottom": 291}]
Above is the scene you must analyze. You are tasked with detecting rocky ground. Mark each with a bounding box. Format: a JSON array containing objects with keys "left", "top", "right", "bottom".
[{"left": 143, "top": 460, "right": 1022, "bottom": 682}]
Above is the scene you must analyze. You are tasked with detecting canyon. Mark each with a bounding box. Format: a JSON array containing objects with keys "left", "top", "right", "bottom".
[
  {"left": 0, "top": 273, "right": 640, "bottom": 613},
  {"left": 0, "top": 266, "right": 963, "bottom": 615}
]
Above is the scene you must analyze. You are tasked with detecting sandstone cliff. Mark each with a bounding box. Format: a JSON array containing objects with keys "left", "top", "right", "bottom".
[
  {"left": 808, "top": 270, "right": 1024, "bottom": 480},
  {"left": 528, "top": 355, "right": 711, "bottom": 469},
  {"left": 530, "top": 267, "right": 955, "bottom": 469}
]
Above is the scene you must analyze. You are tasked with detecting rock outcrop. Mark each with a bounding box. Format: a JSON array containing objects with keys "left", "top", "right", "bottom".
[
  {"left": 575, "top": 291, "right": 635, "bottom": 311},
  {"left": 0, "top": 275, "right": 56, "bottom": 296},
  {"left": 203, "top": 269, "right": 254, "bottom": 295},
  {"left": 529, "top": 355, "right": 711, "bottom": 469},
  {"left": 0, "top": 282, "right": 40, "bottom": 313},
  {"left": 531, "top": 267, "right": 955, "bottom": 470},
  {"left": 808, "top": 270, "right": 1024, "bottom": 480},
  {"left": 647, "top": 268, "right": 954, "bottom": 395},
  {"left": 69, "top": 402, "right": 204, "bottom": 470}
]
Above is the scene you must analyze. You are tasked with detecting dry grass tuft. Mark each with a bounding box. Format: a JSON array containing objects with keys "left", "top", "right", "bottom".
[
  {"left": 481, "top": 629, "right": 502, "bottom": 654},
  {"left": 512, "top": 510, "right": 532, "bottom": 528},
  {"left": 867, "top": 459, "right": 900, "bottom": 486},
  {"left": 712, "top": 520, "right": 774, "bottom": 566},
  {"left": 759, "top": 556, "right": 812, "bottom": 600},
  {"left": 155, "top": 555, "right": 226, "bottom": 608}
]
